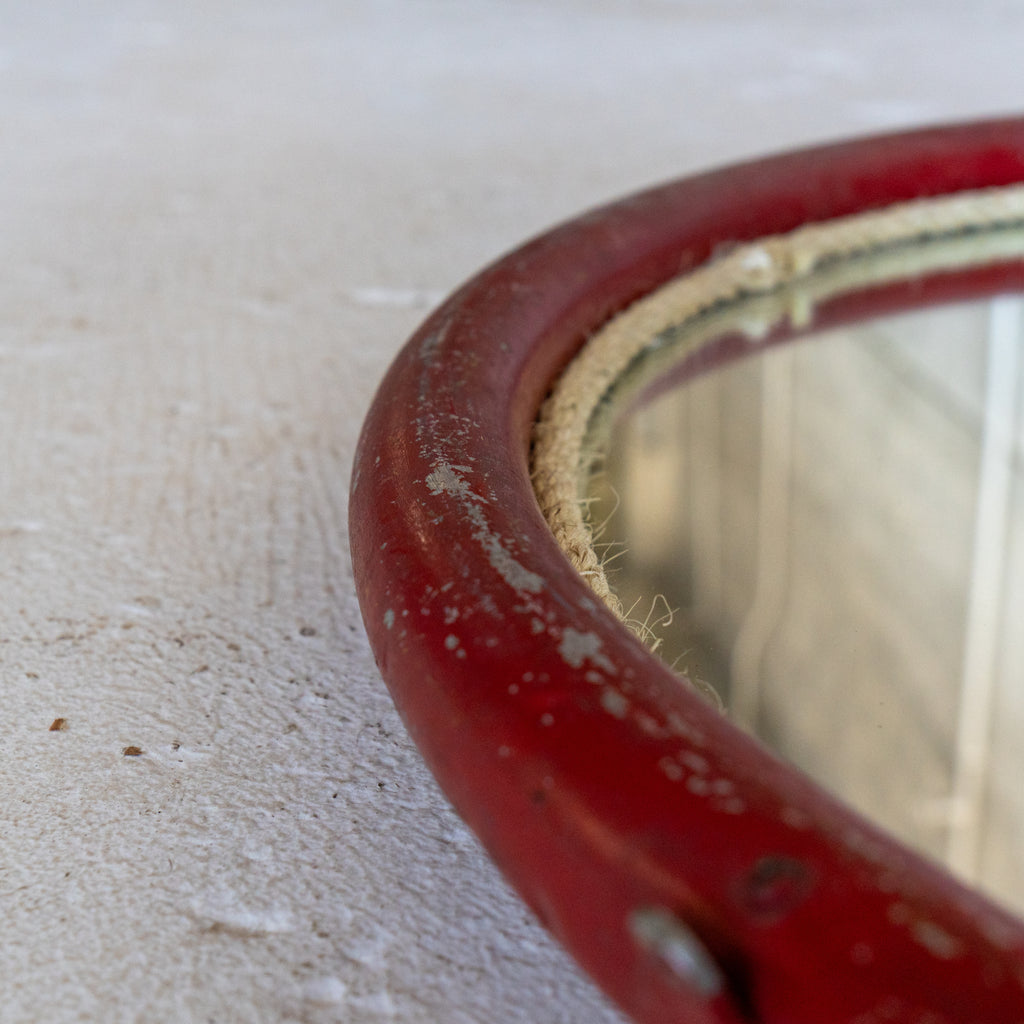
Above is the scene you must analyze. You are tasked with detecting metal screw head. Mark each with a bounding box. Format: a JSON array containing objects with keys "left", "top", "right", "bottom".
[{"left": 629, "top": 906, "right": 725, "bottom": 999}]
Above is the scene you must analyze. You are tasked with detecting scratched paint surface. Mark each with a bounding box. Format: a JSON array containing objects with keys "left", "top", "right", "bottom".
[{"left": 354, "top": 118, "right": 1024, "bottom": 1024}]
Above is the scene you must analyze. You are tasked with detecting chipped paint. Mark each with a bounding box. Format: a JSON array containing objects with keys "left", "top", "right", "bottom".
[
  {"left": 635, "top": 711, "right": 664, "bottom": 737},
  {"left": 480, "top": 529, "right": 544, "bottom": 594},
  {"left": 680, "top": 752, "right": 709, "bottom": 775},
  {"left": 383, "top": 609, "right": 395, "bottom": 630},
  {"left": 426, "top": 463, "right": 481, "bottom": 500},
  {"left": 666, "top": 711, "right": 705, "bottom": 746},
  {"left": 656, "top": 749, "right": 746, "bottom": 815},
  {"left": 558, "top": 628, "right": 616, "bottom": 673},
  {"left": 886, "top": 904, "right": 964, "bottom": 961},
  {"left": 910, "top": 920, "right": 964, "bottom": 961},
  {"left": 718, "top": 797, "right": 746, "bottom": 815},
  {"left": 843, "top": 829, "right": 892, "bottom": 868},
  {"left": 687, "top": 776, "right": 711, "bottom": 796},
  {"left": 780, "top": 806, "right": 812, "bottom": 830},
  {"left": 600, "top": 688, "right": 629, "bottom": 719},
  {"left": 444, "top": 634, "right": 460, "bottom": 650},
  {"left": 424, "top": 460, "right": 544, "bottom": 595}
]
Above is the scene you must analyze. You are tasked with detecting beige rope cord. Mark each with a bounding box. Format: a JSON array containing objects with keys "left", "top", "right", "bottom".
[{"left": 531, "top": 184, "right": 1024, "bottom": 642}]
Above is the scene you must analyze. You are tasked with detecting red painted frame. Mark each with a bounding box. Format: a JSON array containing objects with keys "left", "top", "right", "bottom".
[{"left": 350, "top": 119, "right": 1024, "bottom": 1024}]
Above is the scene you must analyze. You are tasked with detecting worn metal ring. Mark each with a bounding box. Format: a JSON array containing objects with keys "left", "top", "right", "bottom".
[{"left": 350, "top": 118, "right": 1024, "bottom": 1024}]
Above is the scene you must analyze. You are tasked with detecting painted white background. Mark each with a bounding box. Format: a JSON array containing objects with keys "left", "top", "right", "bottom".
[{"left": 2, "top": 2, "right": 1022, "bottom": 1021}]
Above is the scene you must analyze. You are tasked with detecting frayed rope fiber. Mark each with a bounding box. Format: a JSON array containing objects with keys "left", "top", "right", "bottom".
[{"left": 531, "top": 185, "right": 1024, "bottom": 642}]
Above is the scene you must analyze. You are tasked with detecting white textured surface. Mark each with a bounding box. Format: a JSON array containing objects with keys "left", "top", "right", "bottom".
[{"left": 0, "top": 2, "right": 1020, "bottom": 1021}]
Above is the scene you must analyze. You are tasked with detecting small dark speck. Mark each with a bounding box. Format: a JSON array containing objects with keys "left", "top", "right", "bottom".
[
  {"left": 377, "top": 781, "right": 385, "bottom": 790},
  {"left": 170, "top": 741, "right": 181, "bottom": 751},
  {"left": 299, "top": 626, "right": 317, "bottom": 637},
  {"left": 332, "top": 792, "right": 339, "bottom": 798},
  {"left": 26, "top": 671, "right": 39, "bottom": 679},
  {"left": 122, "top": 746, "right": 144, "bottom": 757},
  {"left": 49, "top": 718, "right": 68, "bottom": 732}
]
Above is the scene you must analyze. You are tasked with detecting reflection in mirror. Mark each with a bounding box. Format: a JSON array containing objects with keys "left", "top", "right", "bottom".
[{"left": 588, "top": 293, "right": 1024, "bottom": 914}]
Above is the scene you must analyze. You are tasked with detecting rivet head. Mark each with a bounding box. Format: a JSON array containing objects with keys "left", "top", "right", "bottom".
[
  {"left": 629, "top": 907, "right": 724, "bottom": 999},
  {"left": 741, "top": 855, "right": 814, "bottom": 921}
]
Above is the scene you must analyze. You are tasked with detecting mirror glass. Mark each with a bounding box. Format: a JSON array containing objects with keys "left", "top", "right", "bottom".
[{"left": 588, "top": 292, "right": 1024, "bottom": 914}]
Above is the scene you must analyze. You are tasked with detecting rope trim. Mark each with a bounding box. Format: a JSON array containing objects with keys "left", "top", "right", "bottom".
[{"left": 531, "top": 184, "right": 1024, "bottom": 639}]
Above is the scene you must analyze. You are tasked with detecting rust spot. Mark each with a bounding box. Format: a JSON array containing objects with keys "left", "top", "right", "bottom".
[
  {"left": 122, "top": 746, "right": 144, "bottom": 757},
  {"left": 49, "top": 718, "right": 68, "bottom": 732}
]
